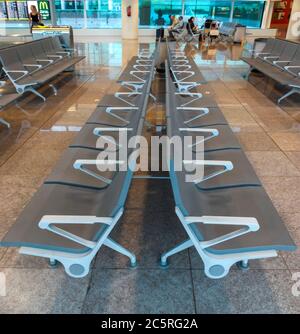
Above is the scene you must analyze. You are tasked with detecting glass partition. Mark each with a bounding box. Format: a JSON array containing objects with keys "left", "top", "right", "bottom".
[
  {"left": 55, "top": 0, "right": 85, "bottom": 28},
  {"left": 233, "top": 1, "right": 265, "bottom": 28},
  {"left": 0, "top": 0, "right": 268, "bottom": 30},
  {"left": 139, "top": 0, "right": 182, "bottom": 27},
  {"left": 140, "top": 0, "right": 266, "bottom": 28},
  {"left": 86, "top": 0, "right": 121, "bottom": 28}
]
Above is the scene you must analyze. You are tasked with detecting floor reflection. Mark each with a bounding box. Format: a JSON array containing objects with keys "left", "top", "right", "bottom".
[{"left": 0, "top": 37, "right": 299, "bottom": 163}]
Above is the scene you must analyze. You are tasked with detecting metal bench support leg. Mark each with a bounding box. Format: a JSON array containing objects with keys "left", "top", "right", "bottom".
[
  {"left": 150, "top": 93, "right": 157, "bottom": 102},
  {"left": 160, "top": 239, "right": 193, "bottom": 267},
  {"left": 237, "top": 259, "right": 249, "bottom": 271},
  {"left": 104, "top": 237, "right": 137, "bottom": 267},
  {"left": 160, "top": 208, "right": 278, "bottom": 279},
  {"left": 244, "top": 66, "right": 252, "bottom": 80},
  {"left": 278, "top": 88, "right": 300, "bottom": 104},
  {"left": 0, "top": 118, "right": 11, "bottom": 128},
  {"left": 19, "top": 209, "right": 137, "bottom": 278},
  {"left": 49, "top": 84, "right": 58, "bottom": 96},
  {"left": 25, "top": 87, "right": 46, "bottom": 102},
  {"left": 49, "top": 258, "right": 58, "bottom": 267}
]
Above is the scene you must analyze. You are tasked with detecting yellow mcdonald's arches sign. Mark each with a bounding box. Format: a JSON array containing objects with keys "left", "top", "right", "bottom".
[
  {"left": 39, "top": 1, "right": 48, "bottom": 10},
  {"left": 38, "top": 0, "right": 51, "bottom": 20}
]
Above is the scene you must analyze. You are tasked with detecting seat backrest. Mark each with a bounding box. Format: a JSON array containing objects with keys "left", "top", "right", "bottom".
[
  {"left": 260, "top": 38, "right": 276, "bottom": 55},
  {"left": 16, "top": 43, "right": 38, "bottom": 65},
  {"left": 31, "top": 40, "right": 50, "bottom": 60},
  {"left": 277, "top": 41, "right": 298, "bottom": 62},
  {"left": 0, "top": 46, "right": 25, "bottom": 72},
  {"left": 271, "top": 39, "right": 287, "bottom": 56},
  {"left": 40, "top": 38, "right": 55, "bottom": 54},
  {"left": 51, "top": 36, "right": 63, "bottom": 52},
  {"left": 284, "top": 44, "right": 300, "bottom": 67}
]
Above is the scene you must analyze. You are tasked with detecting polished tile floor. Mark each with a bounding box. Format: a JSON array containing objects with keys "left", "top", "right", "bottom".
[{"left": 0, "top": 37, "right": 299, "bottom": 314}]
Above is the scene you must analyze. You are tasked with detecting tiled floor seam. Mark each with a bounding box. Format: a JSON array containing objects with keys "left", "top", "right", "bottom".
[
  {"left": 282, "top": 151, "right": 300, "bottom": 172},
  {"left": 80, "top": 269, "right": 94, "bottom": 314},
  {"left": 188, "top": 249, "right": 198, "bottom": 314}
]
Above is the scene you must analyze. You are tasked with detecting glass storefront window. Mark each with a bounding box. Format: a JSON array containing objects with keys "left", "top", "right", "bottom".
[
  {"left": 140, "top": 0, "right": 266, "bottom": 28},
  {"left": 0, "top": 0, "right": 267, "bottom": 30},
  {"left": 233, "top": 1, "right": 265, "bottom": 28},
  {"left": 214, "top": 2, "right": 232, "bottom": 22},
  {"left": 55, "top": 0, "right": 122, "bottom": 28},
  {"left": 139, "top": 0, "right": 182, "bottom": 27},
  {"left": 184, "top": 1, "right": 231, "bottom": 22},
  {"left": 86, "top": 0, "right": 121, "bottom": 28},
  {"left": 55, "top": 0, "right": 85, "bottom": 28}
]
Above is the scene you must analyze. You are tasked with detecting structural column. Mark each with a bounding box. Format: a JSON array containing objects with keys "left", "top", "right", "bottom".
[
  {"left": 261, "top": 0, "right": 274, "bottom": 29},
  {"left": 286, "top": 0, "right": 300, "bottom": 40},
  {"left": 50, "top": 0, "right": 57, "bottom": 25},
  {"left": 122, "top": 0, "right": 139, "bottom": 39},
  {"left": 83, "top": 0, "right": 87, "bottom": 29},
  {"left": 229, "top": 1, "right": 234, "bottom": 23}
]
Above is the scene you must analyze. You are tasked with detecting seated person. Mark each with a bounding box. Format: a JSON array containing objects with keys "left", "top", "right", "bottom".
[
  {"left": 187, "top": 17, "right": 200, "bottom": 35},
  {"left": 171, "top": 16, "right": 184, "bottom": 34},
  {"left": 170, "top": 16, "right": 185, "bottom": 40},
  {"left": 168, "top": 15, "right": 179, "bottom": 38}
]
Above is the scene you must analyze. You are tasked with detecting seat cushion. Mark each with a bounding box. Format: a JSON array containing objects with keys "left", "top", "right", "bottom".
[{"left": 171, "top": 169, "right": 296, "bottom": 254}]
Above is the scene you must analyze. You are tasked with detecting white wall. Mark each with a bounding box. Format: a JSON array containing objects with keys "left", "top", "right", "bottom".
[{"left": 122, "top": 0, "right": 139, "bottom": 39}]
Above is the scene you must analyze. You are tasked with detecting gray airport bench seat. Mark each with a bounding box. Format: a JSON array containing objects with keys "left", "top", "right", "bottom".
[
  {"left": 167, "top": 41, "right": 206, "bottom": 92},
  {"left": 100, "top": 50, "right": 158, "bottom": 107},
  {"left": 117, "top": 56, "right": 155, "bottom": 91},
  {"left": 178, "top": 106, "right": 228, "bottom": 126},
  {"left": 180, "top": 124, "right": 241, "bottom": 152},
  {"left": 170, "top": 65, "right": 206, "bottom": 93},
  {"left": 242, "top": 38, "right": 300, "bottom": 103},
  {"left": 0, "top": 36, "right": 85, "bottom": 101},
  {"left": 175, "top": 92, "right": 218, "bottom": 108},
  {"left": 89, "top": 88, "right": 151, "bottom": 128},
  {"left": 86, "top": 107, "right": 134, "bottom": 127},
  {"left": 97, "top": 92, "right": 145, "bottom": 108},
  {"left": 160, "top": 58, "right": 296, "bottom": 279},
  {"left": 115, "top": 42, "right": 159, "bottom": 92},
  {"left": 0, "top": 44, "right": 157, "bottom": 278},
  {"left": 69, "top": 123, "right": 128, "bottom": 151}
]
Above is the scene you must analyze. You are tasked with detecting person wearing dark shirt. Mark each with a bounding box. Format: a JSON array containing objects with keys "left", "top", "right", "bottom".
[
  {"left": 187, "top": 17, "right": 197, "bottom": 34},
  {"left": 29, "top": 5, "right": 43, "bottom": 31}
]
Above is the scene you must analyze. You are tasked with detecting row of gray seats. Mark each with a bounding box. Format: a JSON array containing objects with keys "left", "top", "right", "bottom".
[
  {"left": 242, "top": 38, "right": 300, "bottom": 103},
  {"left": 160, "top": 43, "right": 296, "bottom": 279},
  {"left": 0, "top": 36, "right": 85, "bottom": 102},
  {"left": 0, "top": 43, "right": 22, "bottom": 127},
  {"left": 0, "top": 45, "right": 157, "bottom": 278},
  {"left": 167, "top": 41, "right": 207, "bottom": 93}
]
